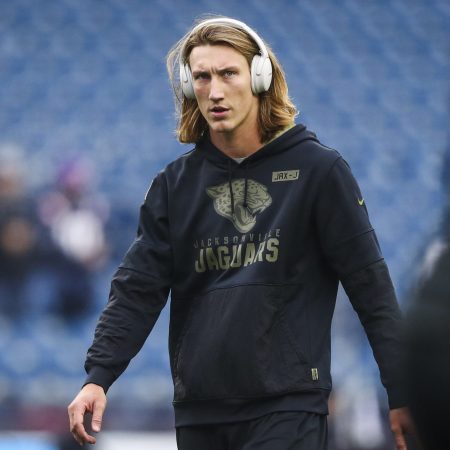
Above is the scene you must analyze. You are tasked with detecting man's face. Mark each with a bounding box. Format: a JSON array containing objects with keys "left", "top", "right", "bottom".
[{"left": 189, "top": 44, "right": 259, "bottom": 141}]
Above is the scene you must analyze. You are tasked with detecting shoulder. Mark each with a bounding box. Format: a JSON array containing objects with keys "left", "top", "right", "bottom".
[
  {"left": 302, "top": 139, "right": 342, "bottom": 170},
  {"left": 145, "top": 146, "right": 199, "bottom": 197},
  {"left": 161, "top": 146, "right": 199, "bottom": 177},
  {"left": 149, "top": 146, "right": 198, "bottom": 179},
  {"left": 280, "top": 124, "right": 343, "bottom": 170},
  {"left": 285, "top": 136, "right": 343, "bottom": 182}
]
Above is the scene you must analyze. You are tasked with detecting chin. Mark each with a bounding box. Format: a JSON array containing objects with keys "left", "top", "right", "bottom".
[{"left": 209, "top": 122, "right": 233, "bottom": 134}]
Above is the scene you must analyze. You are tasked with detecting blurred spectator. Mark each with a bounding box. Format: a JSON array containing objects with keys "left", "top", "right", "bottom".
[
  {"left": 405, "top": 143, "right": 450, "bottom": 450},
  {"left": 38, "top": 155, "right": 110, "bottom": 320},
  {"left": 406, "top": 241, "right": 450, "bottom": 450},
  {"left": 0, "top": 147, "right": 44, "bottom": 317},
  {"left": 0, "top": 147, "right": 110, "bottom": 322}
]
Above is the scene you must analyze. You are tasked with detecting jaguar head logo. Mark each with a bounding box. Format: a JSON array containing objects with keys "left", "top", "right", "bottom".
[{"left": 206, "top": 179, "right": 272, "bottom": 233}]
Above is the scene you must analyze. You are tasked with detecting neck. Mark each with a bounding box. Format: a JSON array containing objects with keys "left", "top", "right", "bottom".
[{"left": 209, "top": 127, "right": 263, "bottom": 159}]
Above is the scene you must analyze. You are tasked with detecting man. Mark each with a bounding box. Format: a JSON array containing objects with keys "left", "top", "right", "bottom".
[
  {"left": 406, "top": 173, "right": 450, "bottom": 450},
  {"left": 406, "top": 242, "right": 450, "bottom": 450},
  {"left": 68, "top": 16, "right": 412, "bottom": 449}
]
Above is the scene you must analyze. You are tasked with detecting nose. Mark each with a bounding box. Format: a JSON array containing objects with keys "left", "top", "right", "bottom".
[{"left": 209, "top": 76, "right": 224, "bottom": 101}]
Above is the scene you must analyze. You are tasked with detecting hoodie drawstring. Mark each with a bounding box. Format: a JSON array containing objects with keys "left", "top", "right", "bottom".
[
  {"left": 243, "top": 165, "right": 248, "bottom": 209},
  {"left": 228, "top": 160, "right": 236, "bottom": 217},
  {"left": 227, "top": 159, "right": 249, "bottom": 217}
]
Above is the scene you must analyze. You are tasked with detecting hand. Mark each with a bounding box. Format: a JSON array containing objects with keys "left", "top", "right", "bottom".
[
  {"left": 389, "top": 407, "right": 414, "bottom": 450},
  {"left": 68, "top": 383, "right": 107, "bottom": 446}
]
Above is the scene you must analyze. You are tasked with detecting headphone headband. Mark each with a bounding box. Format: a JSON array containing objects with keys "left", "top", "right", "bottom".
[
  {"left": 181, "top": 18, "right": 269, "bottom": 66},
  {"left": 179, "top": 17, "right": 273, "bottom": 99}
]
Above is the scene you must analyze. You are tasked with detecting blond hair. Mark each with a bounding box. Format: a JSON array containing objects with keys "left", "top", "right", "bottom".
[{"left": 166, "top": 16, "right": 298, "bottom": 144}]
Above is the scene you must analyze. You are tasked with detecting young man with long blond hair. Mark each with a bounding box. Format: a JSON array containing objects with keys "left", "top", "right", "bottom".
[{"left": 68, "top": 16, "right": 413, "bottom": 449}]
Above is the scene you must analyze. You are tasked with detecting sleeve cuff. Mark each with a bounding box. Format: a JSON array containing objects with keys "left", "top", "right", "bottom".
[
  {"left": 387, "top": 386, "right": 408, "bottom": 410},
  {"left": 83, "top": 365, "right": 117, "bottom": 393}
]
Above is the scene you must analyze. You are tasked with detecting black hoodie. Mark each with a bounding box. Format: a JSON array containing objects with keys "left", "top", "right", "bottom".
[{"left": 85, "top": 124, "right": 405, "bottom": 426}]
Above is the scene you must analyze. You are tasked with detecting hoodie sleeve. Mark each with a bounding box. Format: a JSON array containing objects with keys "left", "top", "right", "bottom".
[
  {"left": 84, "top": 172, "right": 173, "bottom": 392},
  {"left": 315, "top": 157, "right": 406, "bottom": 409}
]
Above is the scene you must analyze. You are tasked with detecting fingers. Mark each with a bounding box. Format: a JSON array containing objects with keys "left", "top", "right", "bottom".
[
  {"left": 389, "top": 407, "right": 414, "bottom": 450},
  {"left": 68, "top": 384, "right": 107, "bottom": 446},
  {"left": 68, "top": 404, "right": 97, "bottom": 446},
  {"left": 91, "top": 399, "right": 107, "bottom": 432},
  {"left": 393, "top": 428, "right": 407, "bottom": 450}
]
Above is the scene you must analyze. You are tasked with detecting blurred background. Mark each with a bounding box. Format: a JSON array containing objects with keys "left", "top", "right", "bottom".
[{"left": 0, "top": 0, "right": 448, "bottom": 449}]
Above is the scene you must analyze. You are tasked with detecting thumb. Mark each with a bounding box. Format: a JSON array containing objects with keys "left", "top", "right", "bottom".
[{"left": 91, "top": 401, "right": 106, "bottom": 433}]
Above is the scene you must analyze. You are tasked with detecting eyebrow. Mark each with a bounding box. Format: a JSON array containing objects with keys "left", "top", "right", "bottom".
[
  {"left": 192, "top": 70, "right": 209, "bottom": 77},
  {"left": 217, "top": 66, "right": 240, "bottom": 73},
  {"left": 192, "top": 66, "right": 241, "bottom": 77}
]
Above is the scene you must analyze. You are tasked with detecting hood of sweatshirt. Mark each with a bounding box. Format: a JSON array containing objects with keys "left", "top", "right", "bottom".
[
  {"left": 196, "top": 124, "right": 319, "bottom": 169},
  {"left": 195, "top": 124, "right": 320, "bottom": 215}
]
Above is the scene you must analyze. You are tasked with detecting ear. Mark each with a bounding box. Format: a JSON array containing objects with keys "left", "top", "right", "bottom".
[
  {"left": 251, "top": 55, "right": 272, "bottom": 94},
  {"left": 180, "top": 63, "right": 196, "bottom": 99}
]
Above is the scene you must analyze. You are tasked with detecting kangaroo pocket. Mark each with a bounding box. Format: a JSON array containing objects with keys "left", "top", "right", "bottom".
[{"left": 172, "top": 283, "right": 310, "bottom": 402}]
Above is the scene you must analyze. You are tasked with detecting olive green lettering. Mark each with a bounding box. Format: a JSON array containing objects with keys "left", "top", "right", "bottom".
[
  {"left": 244, "top": 243, "right": 256, "bottom": 266},
  {"left": 266, "top": 238, "right": 279, "bottom": 262},
  {"left": 217, "top": 246, "right": 230, "bottom": 270},
  {"left": 195, "top": 249, "right": 206, "bottom": 272},
  {"left": 205, "top": 247, "right": 219, "bottom": 270},
  {"left": 230, "top": 244, "right": 242, "bottom": 268},
  {"left": 254, "top": 241, "right": 266, "bottom": 262}
]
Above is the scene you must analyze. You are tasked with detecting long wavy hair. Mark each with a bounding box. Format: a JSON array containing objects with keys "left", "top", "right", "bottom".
[{"left": 166, "top": 16, "right": 298, "bottom": 144}]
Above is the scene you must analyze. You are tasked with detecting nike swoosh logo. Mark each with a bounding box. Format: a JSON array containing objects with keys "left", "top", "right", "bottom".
[{"left": 358, "top": 198, "right": 365, "bottom": 206}]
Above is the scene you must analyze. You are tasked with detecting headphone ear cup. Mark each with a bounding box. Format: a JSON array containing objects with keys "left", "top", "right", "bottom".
[
  {"left": 250, "top": 55, "right": 273, "bottom": 94},
  {"left": 180, "top": 63, "right": 196, "bottom": 99}
]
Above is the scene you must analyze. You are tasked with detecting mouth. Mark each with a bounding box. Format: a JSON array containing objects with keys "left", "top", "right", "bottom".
[{"left": 209, "top": 106, "right": 230, "bottom": 118}]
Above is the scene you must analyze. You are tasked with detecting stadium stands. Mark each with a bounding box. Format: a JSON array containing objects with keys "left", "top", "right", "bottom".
[{"left": 0, "top": 0, "right": 448, "bottom": 439}]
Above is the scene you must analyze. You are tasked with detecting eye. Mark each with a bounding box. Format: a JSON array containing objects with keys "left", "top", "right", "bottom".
[
  {"left": 224, "top": 70, "right": 236, "bottom": 78},
  {"left": 193, "top": 72, "right": 210, "bottom": 81}
]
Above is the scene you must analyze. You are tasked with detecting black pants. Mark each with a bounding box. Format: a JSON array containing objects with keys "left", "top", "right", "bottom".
[{"left": 176, "top": 411, "right": 328, "bottom": 450}]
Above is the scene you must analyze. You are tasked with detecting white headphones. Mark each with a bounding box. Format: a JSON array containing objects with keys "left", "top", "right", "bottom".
[{"left": 179, "top": 17, "right": 273, "bottom": 99}]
